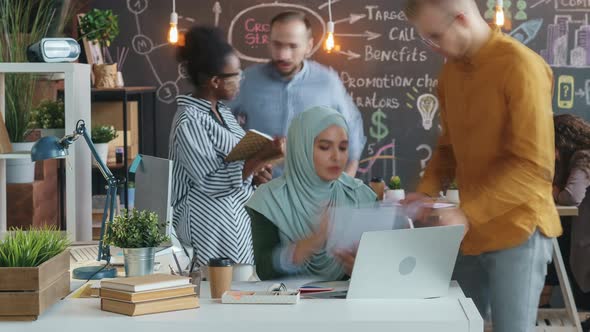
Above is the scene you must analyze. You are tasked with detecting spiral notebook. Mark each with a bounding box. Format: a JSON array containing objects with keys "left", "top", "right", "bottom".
[{"left": 225, "top": 129, "right": 278, "bottom": 162}]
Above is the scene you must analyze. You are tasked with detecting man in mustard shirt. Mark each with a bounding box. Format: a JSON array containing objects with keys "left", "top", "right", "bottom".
[{"left": 402, "top": 1, "right": 562, "bottom": 331}]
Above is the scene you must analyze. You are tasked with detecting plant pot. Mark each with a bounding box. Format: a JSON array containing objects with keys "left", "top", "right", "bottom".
[
  {"left": 94, "top": 143, "right": 109, "bottom": 165},
  {"left": 0, "top": 250, "right": 70, "bottom": 321},
  {"left": 445, "top": 189, "right": 460, "bottom": 203},
  {"left": 39, "top": 128, "right": 65, "bottom": 138},
  {"left": 384, "top": 189, "right": 405, "bottom": 203},
  {"left": 6, "top": 142, "right": 36, "bottom": 184},
  {"left": 93, "top": 63, "right": 118, "bottom": 89},
  {"left": 123, "top": 247, "right": 156, "bottom": 277}
]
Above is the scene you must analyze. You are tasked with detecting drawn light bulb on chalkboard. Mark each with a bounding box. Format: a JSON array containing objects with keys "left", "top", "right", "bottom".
[{"left": 417, "top": 94, "right": 438, "bottom": 131}]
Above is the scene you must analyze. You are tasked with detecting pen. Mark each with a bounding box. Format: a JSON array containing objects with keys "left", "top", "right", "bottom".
[{"left": 172, "top": 252, "right": 183, "bottom": 276}]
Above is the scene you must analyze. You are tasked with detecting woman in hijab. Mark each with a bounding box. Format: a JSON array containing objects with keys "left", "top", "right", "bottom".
[{"left": 246, "top": 106, "right": 377, "bottom": 281}]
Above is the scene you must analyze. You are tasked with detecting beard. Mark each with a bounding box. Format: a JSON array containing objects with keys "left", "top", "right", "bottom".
[{"left": 271, "top": 60, "right": 302, "bottom": 77}]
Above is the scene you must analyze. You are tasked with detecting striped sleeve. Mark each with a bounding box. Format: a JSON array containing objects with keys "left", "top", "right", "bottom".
[{"left": 176, "top": 121, "right": 245, "bottom": 197}]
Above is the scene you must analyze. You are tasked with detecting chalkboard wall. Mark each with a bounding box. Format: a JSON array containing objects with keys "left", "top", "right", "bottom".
[{"left": 90, "top": 0, "right": 590, "bottom": 190}]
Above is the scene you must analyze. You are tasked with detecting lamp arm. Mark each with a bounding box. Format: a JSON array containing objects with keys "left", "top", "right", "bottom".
[{"left": 76, "top": 121, "right": 119, "bottom": 263}]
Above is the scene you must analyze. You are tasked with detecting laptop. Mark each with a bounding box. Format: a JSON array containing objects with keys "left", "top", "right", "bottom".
[{"left": 346, "top": 225, "right": 464, "bottom": 299}]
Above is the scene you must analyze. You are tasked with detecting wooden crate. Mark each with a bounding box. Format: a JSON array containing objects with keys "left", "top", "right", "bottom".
[{"left": 0, "top": 250, "right": 70, "bottom": 321}]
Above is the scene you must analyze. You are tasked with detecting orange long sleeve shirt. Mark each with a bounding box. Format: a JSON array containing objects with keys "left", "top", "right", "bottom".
[{"left": 417, "top": 29, "right": 562, "bottom": 255}]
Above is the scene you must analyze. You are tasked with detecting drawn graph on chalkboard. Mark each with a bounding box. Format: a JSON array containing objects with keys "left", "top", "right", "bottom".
[{"left": 357, "top": 141, "right": 396, "bottom": 180}]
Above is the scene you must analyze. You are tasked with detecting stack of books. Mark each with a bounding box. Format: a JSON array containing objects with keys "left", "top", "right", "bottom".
[{"left": 99, "top": 274, "right": 199, "bottom": 316}]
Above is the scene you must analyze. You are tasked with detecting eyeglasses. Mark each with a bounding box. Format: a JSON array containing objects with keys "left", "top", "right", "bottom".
[
  {"left": 217, "top": 70, "right": 244, "bottom": 82},
  {"left": 419, "top": 15, "right": 458, "bottom": 50}
]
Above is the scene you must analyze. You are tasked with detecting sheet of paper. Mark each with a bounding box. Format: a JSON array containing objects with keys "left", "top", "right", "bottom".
[{"left": 326, "top": 205, "right": 411, "bottom": 253}]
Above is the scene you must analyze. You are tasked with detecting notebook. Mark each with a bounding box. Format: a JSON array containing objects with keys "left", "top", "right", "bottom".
[
  {"left": 99, "top": 285, "right": 196, "bottom": 303},
  {"left": 101, "top": 295, "right": 199, "bottom": 316},
  {"left": 100, "top": 274, "right": 191, "bottom": 292},
  {"left": 225, "top": 129, "right": 279, "bottom": 162}
]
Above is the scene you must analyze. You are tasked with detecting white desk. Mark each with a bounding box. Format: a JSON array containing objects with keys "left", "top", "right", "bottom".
[
  {"left": 1, "top": 281, "right": 483, "bottom": 332},
  {"left": 539, "top": 206, "right": 583, "bottom": 331}
]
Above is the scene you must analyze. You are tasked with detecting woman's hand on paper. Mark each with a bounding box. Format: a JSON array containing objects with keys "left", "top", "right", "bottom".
[
  {"left": 333, "top": 244, "right": 358, "bottom": 277},
  {"left": 292, "top": 204, "right": 331, "bottom": 265}
]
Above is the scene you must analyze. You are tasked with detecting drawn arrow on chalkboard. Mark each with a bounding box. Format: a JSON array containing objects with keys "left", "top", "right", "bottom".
[
  {"left": 336, "top": 49, "right": 361, "bottom": 60},
  {"left": 335, "top": 30, "right": 381, "bottom": 41},
  {"left": 576, "top": 89, "right": 586, "bottom": 98},
  {"left": 213, "top": 2, "right": 222, "bottom": 27},
  {"left": 318, "top": 0, "right": 341, "bottom": 10},
  {"left": 530, "top": 0, "right": 552, "bottom": 8},
  {"left": 334, "top": 14, "right": 366, "bottom": 25}
]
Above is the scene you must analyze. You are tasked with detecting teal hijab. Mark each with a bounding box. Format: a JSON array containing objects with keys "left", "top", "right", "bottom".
[{"left": 246, "top": 106, "right": 376, "bottom": 280}]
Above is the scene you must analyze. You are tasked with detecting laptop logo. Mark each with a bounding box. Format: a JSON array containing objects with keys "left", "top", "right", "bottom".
[{"left": 399, "top": 256, "right": 417, "bottom": 275}]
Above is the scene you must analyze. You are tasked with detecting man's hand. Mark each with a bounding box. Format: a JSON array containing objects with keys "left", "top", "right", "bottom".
[
  {"left": 400, "top": 192, "right": 435, "bottom": 224},
  {"left": 429, "top": 207, "right": 470, "bottom": 238}
]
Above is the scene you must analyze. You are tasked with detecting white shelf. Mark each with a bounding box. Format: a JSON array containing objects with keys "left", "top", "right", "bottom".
[
  {"left": 0, "top": 63, "right": 90, "bottom": 74},
  {"left": 0, "top": 152, "right": 31, "bottom": 160},
  {"left": 0, "top": 63, "right": 91, "bottom": 241}
]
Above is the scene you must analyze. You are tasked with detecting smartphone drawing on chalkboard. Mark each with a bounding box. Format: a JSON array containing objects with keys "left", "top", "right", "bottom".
[{"left": 558, "top": 75, "right": 574, "bottom": 109}]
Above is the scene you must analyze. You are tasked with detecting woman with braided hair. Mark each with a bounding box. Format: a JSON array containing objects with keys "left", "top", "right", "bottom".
[{"left": 553, "top": 114, "right": 590, "bottom": 314}]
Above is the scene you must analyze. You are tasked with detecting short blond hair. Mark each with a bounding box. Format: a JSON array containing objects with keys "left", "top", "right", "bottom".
[{"left": 404, "top": 0, "right": 475, "bottom": 20}]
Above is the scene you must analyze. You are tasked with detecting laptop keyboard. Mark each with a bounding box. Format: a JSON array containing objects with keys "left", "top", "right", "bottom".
[{"left": 70, "top": 246, "right": 99, "bottom": 263}]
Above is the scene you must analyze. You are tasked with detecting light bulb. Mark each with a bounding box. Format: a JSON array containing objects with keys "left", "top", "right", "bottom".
[
  {"left": 325, "top": 21, "right": 335, "bottom": 53},
  {"left": 168, "top": 12, "right": 178, "bottom": 44},
  {"left": 416, "top": 94, "right": 439, "bottom": 131},
  {"left": 495, "top": 0, "right": 505, "bottom": 27}
]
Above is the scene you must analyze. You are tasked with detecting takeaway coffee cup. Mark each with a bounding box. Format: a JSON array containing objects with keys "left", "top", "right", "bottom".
[{"left": 208, "top": 257, "right": 233, "bottom": 298}]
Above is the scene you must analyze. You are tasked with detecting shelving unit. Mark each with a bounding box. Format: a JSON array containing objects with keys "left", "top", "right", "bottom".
[{"left": 0, "top": 63, "right": 92, "bottom": 241}]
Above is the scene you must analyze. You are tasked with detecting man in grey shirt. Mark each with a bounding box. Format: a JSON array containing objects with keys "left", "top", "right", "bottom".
[{"left": 230, "top": 11, "right": 365, "bottom": 178}]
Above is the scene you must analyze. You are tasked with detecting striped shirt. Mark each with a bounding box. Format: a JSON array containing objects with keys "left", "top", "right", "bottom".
[{"left": 169, "top": 95, "right": 254, "bottom": 266}]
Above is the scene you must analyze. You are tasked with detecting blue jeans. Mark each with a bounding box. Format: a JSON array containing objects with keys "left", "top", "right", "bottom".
[{"left": 453, "top": 230, "right": 553, "bottom": 332}]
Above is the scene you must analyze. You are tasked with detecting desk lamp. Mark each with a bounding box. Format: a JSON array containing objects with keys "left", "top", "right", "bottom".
[{"left": 31, "top": 119, "right": 118, "bottom": 279}]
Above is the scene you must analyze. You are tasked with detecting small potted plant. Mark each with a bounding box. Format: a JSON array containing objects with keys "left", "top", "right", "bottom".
[
  {"left": 384, "top": 176, "right": 405, "bottom": 202},
  {"left": 445, "top": 180, "right": 460, "bottom": 203},
  {"left": 91, "top": 125, "right": 118, "bottom": 164},
  {"left": 104, "top": 209, "right": 169, "bottom": 277},
  {"left": 79, "top": 8, "right": 120, "bottom": 88},
  {"left": 29, "top": 99, "right": 65, "bottom": 139}
]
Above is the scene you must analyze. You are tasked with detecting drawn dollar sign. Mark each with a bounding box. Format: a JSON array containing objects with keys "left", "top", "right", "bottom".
[{"left": 370, "top": 109, "right": 389, "bottom": 142}]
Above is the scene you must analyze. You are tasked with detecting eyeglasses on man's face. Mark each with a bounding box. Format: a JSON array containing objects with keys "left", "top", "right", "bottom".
[{"left": 418, "top": 14, "right": 459, "bottom": 50}]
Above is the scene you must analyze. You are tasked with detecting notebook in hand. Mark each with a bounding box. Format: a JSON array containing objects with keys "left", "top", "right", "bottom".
[
  {"left": 100, "top": 274, "right": 191, "bottom": 292},
  {"left": 225, "top": 129, "right": 279, "bottom": 162}
]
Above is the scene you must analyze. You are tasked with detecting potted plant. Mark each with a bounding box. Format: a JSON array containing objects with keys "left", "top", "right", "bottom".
[
  {"left": 0, "top": 226, "right": 71, "bottom": 320},
  {"left": 384, "top": 176, "right": 405, "bottom": 202},
  {"left": 0, "top": 0, "right": 65, "bottom": 183},
  {"left": 91, "top": 125, "right": 118, "bottom": 164},
  {"left": 79, "top": 8, "right": 120, "bottom": 88},
  {"left": 104, "top": 209, "right": 169, "bottom": 277},
  {"left": 29, "top": 99, "right": 65, "bottom": 138},
  {"left": 445, "top": 180, "right": 460, "bottom": 203}
]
